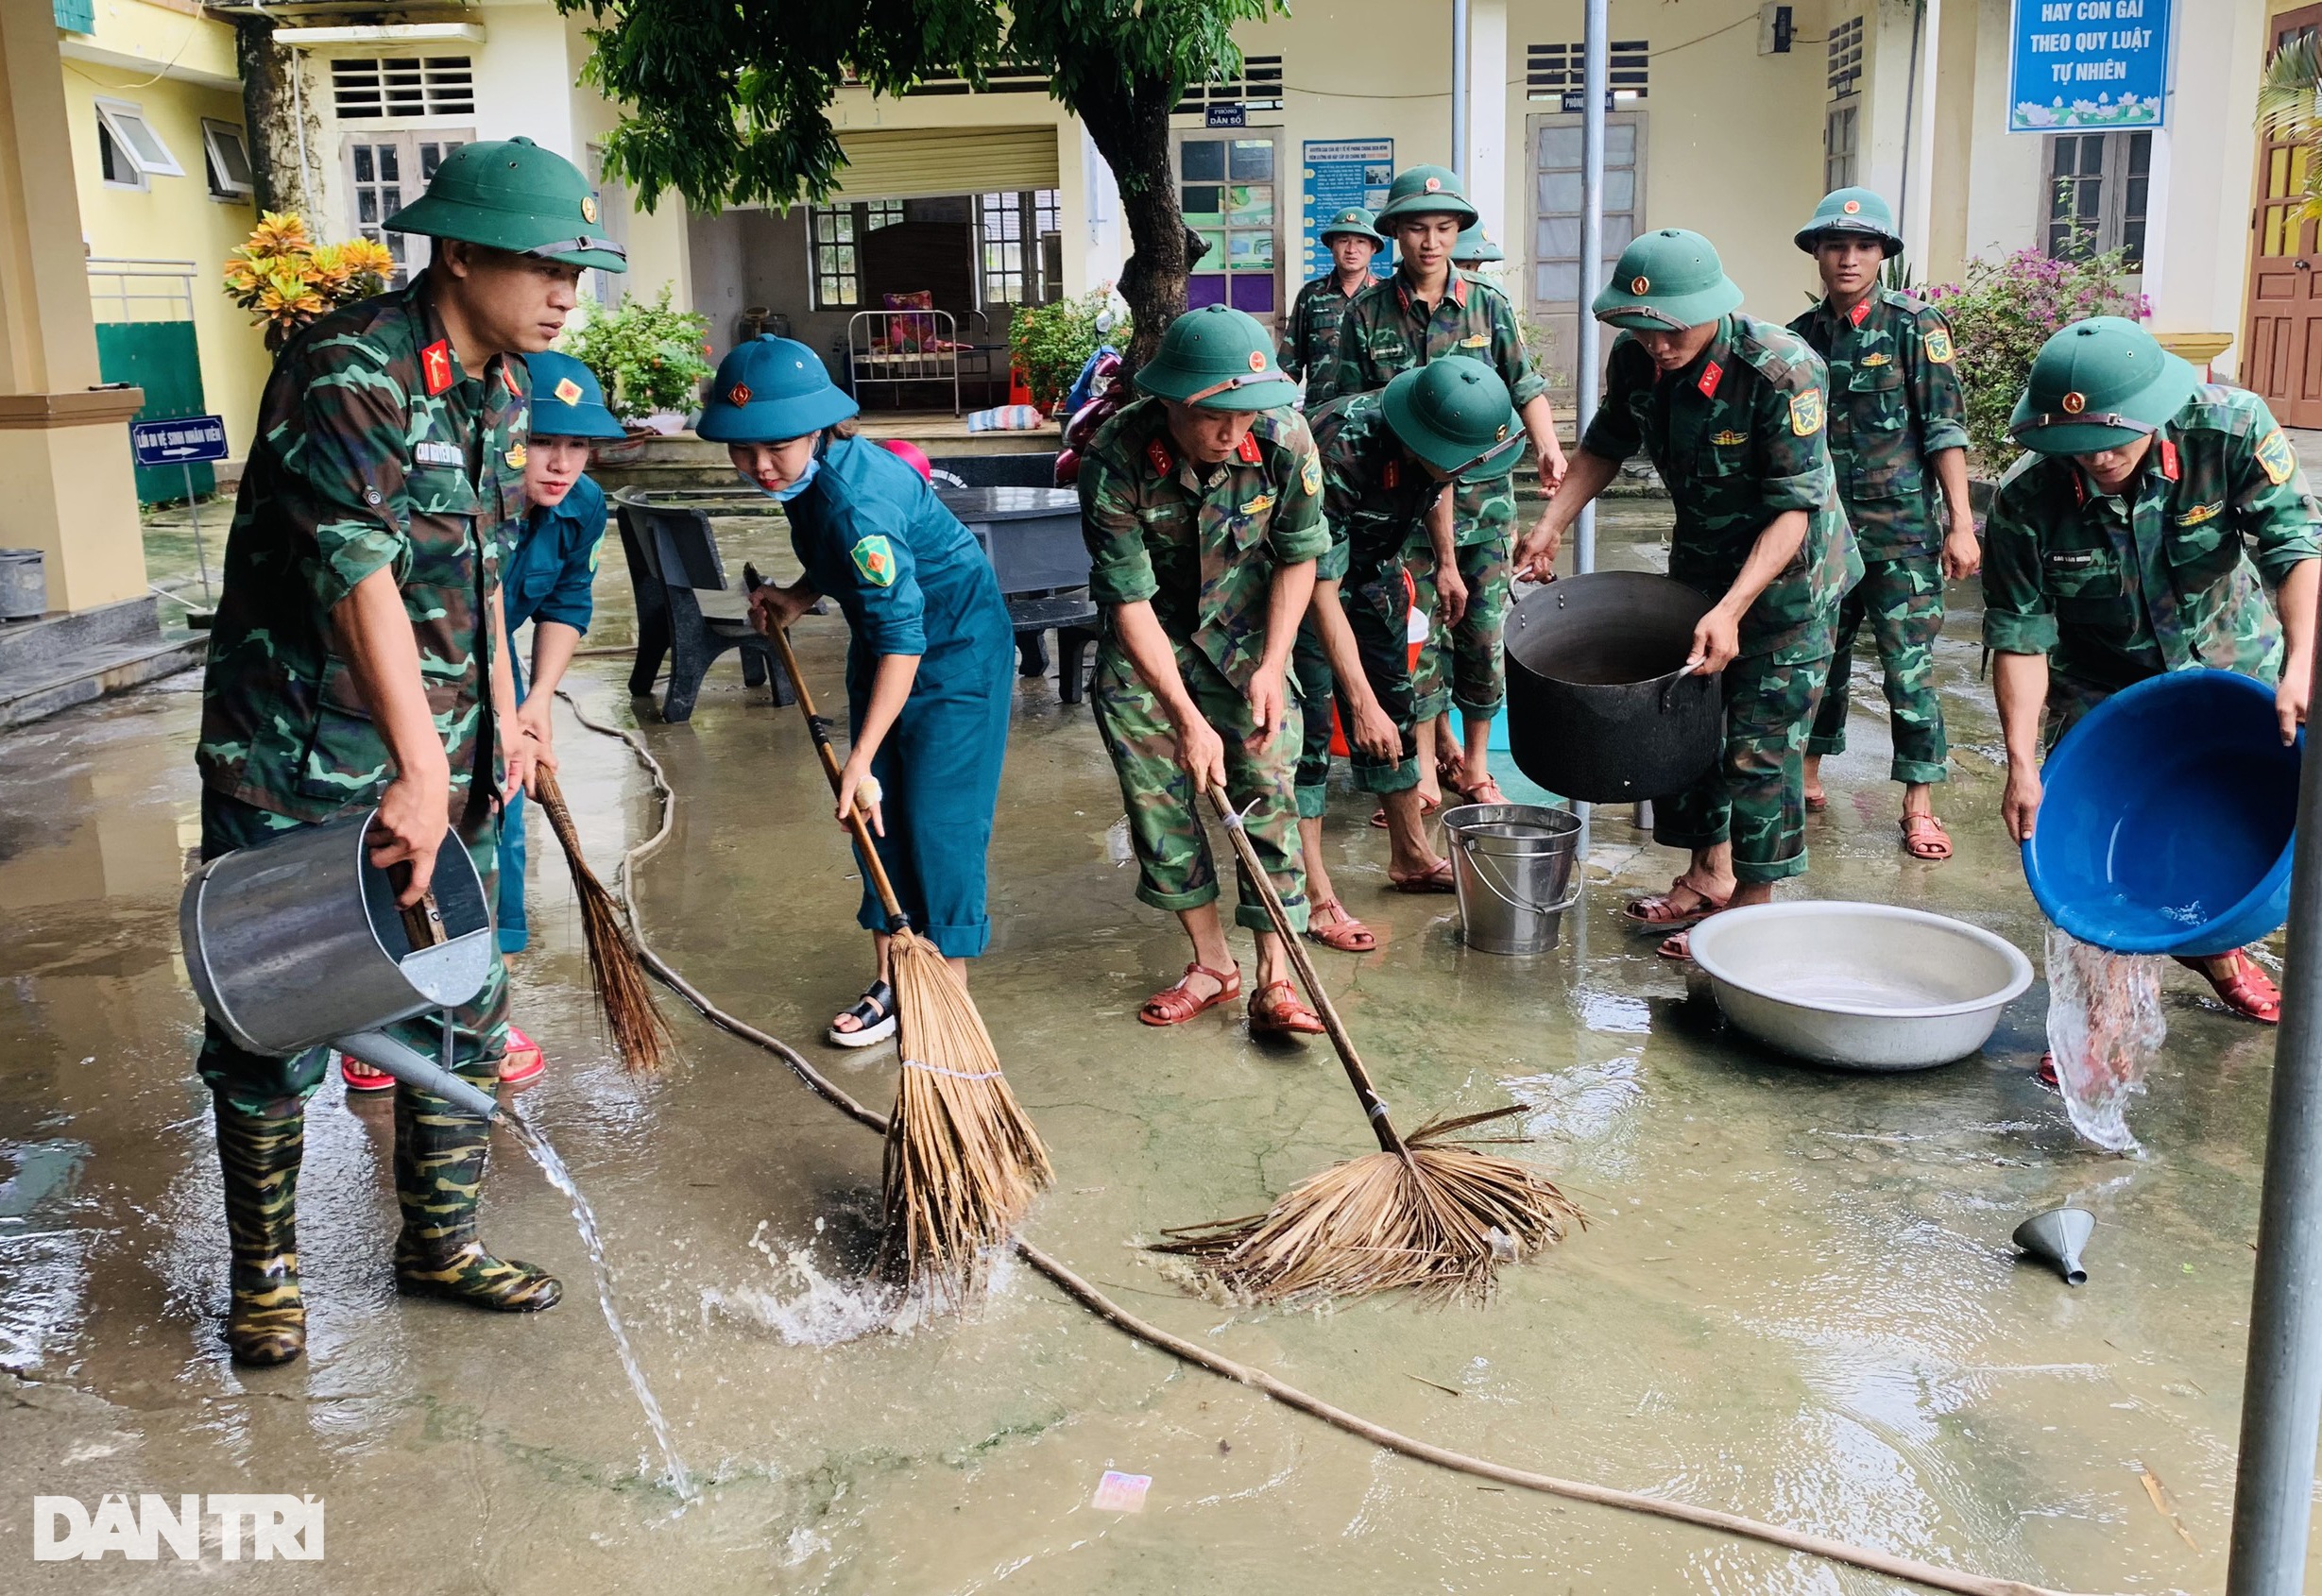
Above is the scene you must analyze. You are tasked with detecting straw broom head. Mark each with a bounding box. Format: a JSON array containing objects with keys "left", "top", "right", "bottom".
[
  {"left": 879, "top": 927, "right": 1053, "bottom": 1300},
  {"left": 1155, "top": 1108, "right": 1584, "bottom": 1306},
  {"left": 533, "top": 766, "right": 677, "bottom": 1076}
]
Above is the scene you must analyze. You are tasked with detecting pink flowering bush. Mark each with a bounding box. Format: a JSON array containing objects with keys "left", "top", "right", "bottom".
[{"left": 1926, "top": 248, "right": 2146, "bottom": 467}]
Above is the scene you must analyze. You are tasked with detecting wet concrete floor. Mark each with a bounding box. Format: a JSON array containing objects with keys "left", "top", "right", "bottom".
[{"left": 0, "top": 501, "right": 2295, "bottom": 1593}]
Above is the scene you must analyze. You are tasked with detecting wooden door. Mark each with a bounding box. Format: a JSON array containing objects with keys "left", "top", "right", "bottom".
[{"left": 2246, "top": 6, "right": 2322, "bottom": 426}]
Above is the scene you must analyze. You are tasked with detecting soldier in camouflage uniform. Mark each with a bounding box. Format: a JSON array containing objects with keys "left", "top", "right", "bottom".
[
  {"left": 1320, "top": 165, "right": 1567, "bottom": 803},
  {"left": 1988, "top": 316, "right": 2321, "bottom": 1039},
  {"left": 1278, "top": 206, "right": 1386, "bottom": 409},
  {"left": 1308, "top": 362, "right": 1528, "bottom": 892},
  {"left": 193, "top": 138, "right": 625, "bottom": 1365},
  {"left": 1079, "top": 307, "right": 1332, "bottom": 1035},
  {"left": 1518, "top": 229, "right": 1858, "bottom": 958},
  {"left": 1787, "top": 188, "right": 1980, "bottom": 861}
]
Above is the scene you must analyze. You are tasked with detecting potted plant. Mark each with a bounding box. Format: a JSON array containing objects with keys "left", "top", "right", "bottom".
[
  {"left": 558, "top": 287, "right": 716, "bottom": 459},
  {"left": 221, "top": 212, "right": 397, "bottom": 350},
  {"left": 1007, "top": 289, "right": 1134, "bottom": 415}
]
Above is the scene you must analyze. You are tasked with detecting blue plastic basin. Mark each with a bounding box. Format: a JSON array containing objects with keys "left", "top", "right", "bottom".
[{"left": 2022, "top": 669, "right": 2302, "bottom": 957}]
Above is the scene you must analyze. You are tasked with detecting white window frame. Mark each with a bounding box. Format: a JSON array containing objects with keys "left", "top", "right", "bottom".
[
  {"left": 200, "top": 118, "right": 255, "bottom": 201},
  {"left": 94, "top": 97, "right": 183, "bottom": 188},
  {"left": 1171, "top": 128, "right": 1287, "bottom": 326},
  {"left": 1824, "top": 97, "right": 1861, "bottom": 193}
]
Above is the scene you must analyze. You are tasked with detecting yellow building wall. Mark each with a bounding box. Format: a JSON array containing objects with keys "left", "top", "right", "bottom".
[{"left": 61, "top": 3, "right": 271, "bottom": 461}]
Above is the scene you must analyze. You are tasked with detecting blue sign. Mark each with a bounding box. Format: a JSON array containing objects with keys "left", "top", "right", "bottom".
[
  {"left": 1204, "top": 104, "right": 1246, "bottom": 128},
  {"left": 131, "top": 414, "right": 228, "bottom": 467},
  {"left": 2008, "top": 0, "right": 2172, "bottom": 132},
  {"left": 1300, "top": 138, "right": 1395, "bottom": 282}
]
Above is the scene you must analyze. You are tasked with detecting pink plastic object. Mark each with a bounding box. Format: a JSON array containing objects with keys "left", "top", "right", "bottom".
[{"left": 879, "top": 438, "right": 933, "bottom": 481}]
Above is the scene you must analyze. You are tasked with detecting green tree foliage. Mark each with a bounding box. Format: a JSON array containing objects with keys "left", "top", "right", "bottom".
[
  {"left": 1008, "top": 290, "right": 1132, "bottom": 412},
  {"left": 559, "top": 285, "right": 715, "bottom": 422},
  {"left": 1926, "top": 249, "right": 2143, "bottom": 469},
  {"left": 557, "top": 0, "right": 1283, "bottom": 364}
]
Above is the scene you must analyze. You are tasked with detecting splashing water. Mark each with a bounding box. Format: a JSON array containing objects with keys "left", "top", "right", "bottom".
[
  {"left": 2043, "top": 925, "right": 2166, "bottom": 1153},
  {"left": 504, "top": 1108, "right": 695, "bottom": 1498},
  {"left": 702, "top": 1219, "right": 1005, "bottom": 1346}
]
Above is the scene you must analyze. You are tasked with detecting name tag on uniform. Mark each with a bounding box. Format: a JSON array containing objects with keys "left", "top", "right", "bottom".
[{"left": 415, "top": 441, "right": 463, "bottom": 468}]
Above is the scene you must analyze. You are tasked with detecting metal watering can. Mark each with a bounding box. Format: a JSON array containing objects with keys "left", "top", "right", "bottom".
[{"left": 179, "top": 809, "right": 504, "bottom": 1122}]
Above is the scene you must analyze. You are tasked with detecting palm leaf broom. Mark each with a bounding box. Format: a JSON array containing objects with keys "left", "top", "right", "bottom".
[
  {"left": 767, "top": 622, "right": 1051, "bottom": 1299},
  {"left": 1155, "top": 788, "right": 1583, "bottom": 1305},
  {"left": 532, "top": 763, "right": 676, "bottom": 1076}
]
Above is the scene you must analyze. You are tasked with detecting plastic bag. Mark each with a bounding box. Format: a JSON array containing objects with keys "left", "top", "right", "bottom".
[{"left": 2043, "top": 925, "right": 2165, "bottom": 1153}]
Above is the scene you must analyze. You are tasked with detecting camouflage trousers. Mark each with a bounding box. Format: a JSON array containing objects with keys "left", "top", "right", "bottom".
[
  {"left": 196, "top": 788, "right": 509, "bottom": 1115},
  {"left": 1090, "top": 638, "right": 1308, "bottom": 934},
  {"left": 1291, "top": 613, "right": 1339, "bottom": 819},
  {"left": 1433, "top": 473, "right": 1517, "bottom": 716},
  {"left": 1806, "top": 553, "right": 1950, "bottom": 785},
  {"left": 2040, "top": 670, "right": 2132, "bottom": 753},
  {"left": 1655, "top": 651, "right": 1834, "bottom": 885},
  {"left": 1339, "top": 556, "right": 1428, "bottom": 794}
]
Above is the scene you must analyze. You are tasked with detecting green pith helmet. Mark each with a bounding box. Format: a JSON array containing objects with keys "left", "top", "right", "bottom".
[
  {"left": 1794, "top": 186, "right": 1904, "bottom": 257},
  {"left": 1374, "top": 164, "right": 1479, "bottom": 230},
  {"left": 1133, "top": 305, "right": 1300, "bottom": 411},
  {"left": 1452, "top": 223, "right": 1503, "bottom": 263},
  {"left": 384, "top": 137, "right": 627, "bottom": 272},
  {"left": 1382, "top": 359, "right": 1524, "bottom": 482},
  {"left": 2008, "top": 316, "right": 2199, "bottom": 455},
  {"left": 1592, "top": 229, "right": 1743, "bottom": 332},
  {"left": 1319, "top": 206, "right": 1388, "bottom": 249}
]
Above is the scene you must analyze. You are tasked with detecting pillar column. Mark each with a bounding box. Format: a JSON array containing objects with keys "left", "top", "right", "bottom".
[{"left": 1468, "top": 0, "right": 1510, "bottom": 250}]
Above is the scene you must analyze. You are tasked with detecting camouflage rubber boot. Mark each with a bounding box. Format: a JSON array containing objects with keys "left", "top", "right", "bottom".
[
  {"left": 391, "top": 1088, "right": 561, "bottom": 1311},
  {"left": 213, "top": 1098, "right": 306, "bottom": 1367}
]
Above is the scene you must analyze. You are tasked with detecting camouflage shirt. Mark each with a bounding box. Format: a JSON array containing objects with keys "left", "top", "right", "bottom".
[
  {"left": 1079, "top": 395, "right": 1330, "bottom": 690},
  {"left": 1582, "top": 314, "right": 1860, "bottom": 659},
  {"left": 1787, "top": 289, "right": 1970, "bottom": 561},
  {"left": 1278, "top": 271, "right": 1367, "bottom": 407},
  {"left": 1981, "top": 385, "right": 2322, "bottom": 690},
  {"left": 1309, "top": 392, "right": 1447, "bottom": 585},
  {"left": 196, "top": 272, "right": 529, "bottom": 824}
]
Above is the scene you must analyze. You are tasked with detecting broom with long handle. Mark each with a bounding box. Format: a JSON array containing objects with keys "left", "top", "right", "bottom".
[
  {"left": 531, "top": 763, "right": 676, "bottom": 1076},
  {"left": 767, "top": 621, "right": 1051, "bottom": 1298},
  {"left": 1156, "top": 786, "right": 1583, "bottom": 1305}
]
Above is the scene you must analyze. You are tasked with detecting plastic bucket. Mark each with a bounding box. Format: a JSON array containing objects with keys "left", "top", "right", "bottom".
[
  {"left": 2023, "top": 669, "right": 2300, "bottom": 957},
  {"left": 1441, "top": 802, "right": 1582, "bottom": 955},
  {"left": 0, "top": 548, "right": 44, "bottom": 621}
]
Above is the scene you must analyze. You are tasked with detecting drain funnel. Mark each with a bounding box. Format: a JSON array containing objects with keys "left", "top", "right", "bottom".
[{"left": 2013, "top": 1206, "right": 2095, "bottom": 1286}]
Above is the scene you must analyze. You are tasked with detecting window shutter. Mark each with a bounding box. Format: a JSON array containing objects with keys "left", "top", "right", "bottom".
[{"left": 830, "top": 127, "right": 1059, "bottom": 201}]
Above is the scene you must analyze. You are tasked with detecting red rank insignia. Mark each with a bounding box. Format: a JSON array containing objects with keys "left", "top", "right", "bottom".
[
  {"left": 501, "top": 365, "right": 522, "bottom": 399},
  {"left": 1237, "top": 432, "right": 1263, "bottom": 465},
  {"left": 1697, "top": 361, "right": 1723, "bottom": 399},
  {"left": 1382, "top": 459, "right": 1399, "bottom": 490},
  {"left": 1146, "top": 437, "right": 1172, "bottom": 477},
  {"left": 420, "top": 340, "right": 453, "bottom": 397},
  {"left": 2159, "top": 438, "right": 2179, "bottom": 481},
  {"left": 1850, "top": 300, "right": 1870, "bottom": 327}
]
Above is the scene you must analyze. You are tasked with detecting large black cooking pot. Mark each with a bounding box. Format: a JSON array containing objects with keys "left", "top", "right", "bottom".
[{"left": 1504, "top": 571, "right": 1724, "bottom": 803}]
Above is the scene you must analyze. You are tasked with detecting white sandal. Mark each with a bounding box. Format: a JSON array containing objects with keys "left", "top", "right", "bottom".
[{"left": 827, "top": 978, "right": 898, "bottom": 1049}]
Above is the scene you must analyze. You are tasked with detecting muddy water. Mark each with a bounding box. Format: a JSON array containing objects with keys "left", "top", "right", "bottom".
[{"left": 0, "top": 507, "right": 2296, "bottom": 1592}]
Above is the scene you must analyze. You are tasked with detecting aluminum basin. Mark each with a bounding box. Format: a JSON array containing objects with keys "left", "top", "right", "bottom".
[{"left": 1687, "top": 903, "right": 2035, "bottom": 1072}]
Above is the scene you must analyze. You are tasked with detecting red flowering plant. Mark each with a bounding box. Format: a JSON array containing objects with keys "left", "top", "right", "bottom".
[{"left": 1925, "top": 247, "right": 2147, "bottom": 468}]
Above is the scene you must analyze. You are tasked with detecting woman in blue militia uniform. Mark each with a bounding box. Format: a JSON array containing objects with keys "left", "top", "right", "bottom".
[
  {"left": 708, "top": 336, "right": 1016, "bottom": 1048},
  {"left": 339, "top": 349, "right": 624, "bottom": 1095}
]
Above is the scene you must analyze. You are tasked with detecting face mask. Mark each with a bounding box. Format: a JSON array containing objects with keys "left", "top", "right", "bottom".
[{"left": 742, "top": 453, "right": 819, "bottom": 503}]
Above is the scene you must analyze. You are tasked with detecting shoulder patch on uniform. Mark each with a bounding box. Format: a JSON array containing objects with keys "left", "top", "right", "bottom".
[
  {"left": 2258, "top": 427, "right": 2298, "bottom": 486},
  {"left": 1459, "top": 333, "right": 1490, "bottom": 348},
  {"left": 1923, "top": 328, "right": 1955, "bottom": 365},
  {"left": 1237, "top": 432, "right": 1263, "bottom": 465},
  {"left": 419, "top": 340, "right": 454, "bottom": 397},
  {"left": 1302, "top": 454, "right": 1323, "bottom": 496},
  {"left": 850, "top": 535, "right": 896, "bottom": 587},
  {"left": 1789, "top": 388, "right": 1825, "bottom": 437},
  {"left": 2178, "top": 501, "right": 2224, "bottom": 526}
]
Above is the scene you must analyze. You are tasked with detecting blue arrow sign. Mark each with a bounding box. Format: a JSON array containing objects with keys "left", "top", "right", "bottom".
[{"left": 131, "top": 414, "right": 229, "bottom": 468}]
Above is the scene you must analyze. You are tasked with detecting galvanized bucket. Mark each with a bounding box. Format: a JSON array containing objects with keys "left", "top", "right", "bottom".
[
  {"left": 1440, "top": 802, "right": 1583, "bottom": 955},
  {"left": 180, "top": 808, "right": 495, "bottom": 1074}
]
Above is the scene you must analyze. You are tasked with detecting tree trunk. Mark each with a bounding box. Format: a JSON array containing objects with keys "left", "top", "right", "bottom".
[
  {"left": 1073, "top": 74, "right": 1182, "bottom": 372},
  {"left": 235, "top": 19, "right": 312, "bottom": 217}
]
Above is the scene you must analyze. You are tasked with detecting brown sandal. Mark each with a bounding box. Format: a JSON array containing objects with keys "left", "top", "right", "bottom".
[
  {"left": 1900, "top": 813, "right": 1954, "bottom": 861},
  {"left": 1621, "top": 878, "right": 1730, "bottom": 930},
  {"left": 1370, "top": 793, "right": 1442, "bottom": 829},
  {"left": 1306, "top": 897, "right": 1378, "bottom": 952},
  {"left": 1657, "top": 929, "right": 1695, "bottom": 961},
  {"left": 1249, "top": 979, "right": 1326, "bottom": 1036},
  {"left": 2179, "top": 951, "right": 2282, "bottom": 1024},
  {"left": 1452, "top": 773, "right": 1508, "bottom": 806},
  {"left": 1388, "top": 857, "right": 1458, "bottom": 893},
  {"left": 1138, "top": 961, "right": 1242, "bottom": 1027}
]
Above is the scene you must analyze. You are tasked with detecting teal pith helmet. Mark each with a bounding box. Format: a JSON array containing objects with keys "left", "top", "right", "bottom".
[
  {"left": 524, "top": 350, "right": 625, "bottom": 440},
  {"left": 1452, "top": 222, "right": 1504, "bottom": 264},
  {"left": 384, "top": 137, "right": 627, "bottom": 273},
  {"left": 1592, "top": 229, "right": 1743, "bottom": 332},
  {"left": 1374, "top": 164, "right": 1479, "bottom": 230},
  {"left": 1794, "top": 186, "right": 1904, "bottom": 257},
  {"left": 2008, "top": 316, "right": 2199, "bottom": 455},
  {"left": 1381, "top": 359, "right": 1524, "bottom": 483},
  {"left": 1318, "top": 206, "right": 1388, "bottom": 249},
  {"left": 693, "top": 336, "right": 859, "bottom": 442},
  {"left": 1132, "top": 306, "right": 1300, "bottom": 411}
]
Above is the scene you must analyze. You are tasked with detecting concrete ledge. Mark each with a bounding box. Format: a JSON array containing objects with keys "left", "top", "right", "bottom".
[
  {"left": 0, "top": 636, "right": 206, "bottom": 732},
  {"left": 0, "top": 387, "right": 146, "bottom": 430}
]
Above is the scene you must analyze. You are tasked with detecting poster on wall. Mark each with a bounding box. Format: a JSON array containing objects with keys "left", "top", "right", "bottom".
[
  {"left": 2007, "top": 0, "right": 2172, "bottom": 131},
  {"left": 1301, "top": 139, "right": 1395, "bottom": 283}
]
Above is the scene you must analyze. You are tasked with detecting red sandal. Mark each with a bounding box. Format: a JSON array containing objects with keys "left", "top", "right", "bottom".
[
  {"left": 1622, "top": 878, "right": 1730, "bottom": 932},
  {"left": 1900, "top": 813, "right": 1954, "bottom": 861},
  {"left": 1249, "top": 979, "right": 1326, "bottom": 1036},
  {"left": 2178, "top": 951, "right": 2282, "bottom": 1024},
  {"left": 1306, "top": 897, "right": 1378, "bottom": 953},
  {"left": 1138, "top": 961, "right": 1242, "bottom": 1027}
]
